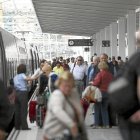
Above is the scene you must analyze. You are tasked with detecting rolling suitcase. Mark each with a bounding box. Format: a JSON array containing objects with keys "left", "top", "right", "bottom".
[
  {"left": 29, "top": 100, "right": 37, "bottom": 123},
  {"left": 36, "top": 105, "right": 46, "bottom": 128}
]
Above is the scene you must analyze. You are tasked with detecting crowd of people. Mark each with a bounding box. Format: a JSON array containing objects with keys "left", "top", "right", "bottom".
[
  {"left": 1, "top": 32, "right": 140, "bottom": 140},
  {"left": 0, "top": 54, "right": 132, "bottom": 140}
]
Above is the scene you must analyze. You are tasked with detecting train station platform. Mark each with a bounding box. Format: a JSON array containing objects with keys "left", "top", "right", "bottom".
[{"left": 10, "top": 105, "right": 123, "bottom": 140}]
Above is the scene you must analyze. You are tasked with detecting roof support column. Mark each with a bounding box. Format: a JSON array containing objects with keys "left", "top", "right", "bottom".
[
  {"left": 95, "top": 32, "right": 100, "bottom": 56},
  {"left": 90, "top": 34, "right": 96, "bottom": 57},
  {"left": 118, "top": 17, "right": 126, "bottom": 61},
  {"left": 105, "top": 26, "right": 111, "bottom": 57},
  {"left": 127, "top": 10, "right": 136, "bottom": 58},
  {"left": 110, "top": 22, "right": 118, "bottom": 58},
  {"left": 139, "top": 11, "right": 140, "bottom": 30},
  {"left": 100, "top": 29, "right": 105, "bottom": 54}
]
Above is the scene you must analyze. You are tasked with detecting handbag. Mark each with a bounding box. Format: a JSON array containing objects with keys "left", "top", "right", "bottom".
[{"left": 64, "top": 97, "right": 88, "bottom": 140}]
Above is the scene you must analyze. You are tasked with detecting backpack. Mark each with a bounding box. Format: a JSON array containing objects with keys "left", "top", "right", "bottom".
[
  {"left": 48, "top": 73, "right": 58, "bottom": 93},
  {"left": 108, "top": 53, "right": 140, "bottom": 119}
]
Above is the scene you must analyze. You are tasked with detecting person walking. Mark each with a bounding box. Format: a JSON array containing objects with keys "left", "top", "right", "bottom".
[
  {"left": 43, "top": 71, "right": 88, "bottom": 140},
  {"left": 14, "top": 64, "right": 36, "bottom": 130}
]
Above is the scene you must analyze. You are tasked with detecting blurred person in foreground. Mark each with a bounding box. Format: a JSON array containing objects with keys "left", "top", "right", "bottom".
[
  {"left": 0, "top": 80, "right": 10, "bottom": 140},
  {"left": 43, "top": 71, "right": 88, "bottom": 140},
  {"left": 118, "top": 31, "right": 140, "bottom": 140}
]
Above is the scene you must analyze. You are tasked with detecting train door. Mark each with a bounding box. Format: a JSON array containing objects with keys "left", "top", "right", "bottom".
[
  {"left": 34, "top": 52, "right": 38, "bottom": 69},
  {"left": 0, "top": 32, "right": 7, "bottom": 85}
]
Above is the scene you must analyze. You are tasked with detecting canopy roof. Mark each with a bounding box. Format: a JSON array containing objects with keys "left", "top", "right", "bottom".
[{"left": 32, "top": 0, "right": 140, "bottom": 36}]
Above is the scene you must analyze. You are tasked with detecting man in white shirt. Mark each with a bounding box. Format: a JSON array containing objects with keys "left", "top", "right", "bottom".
[
  {"left": 69, "top": 57, "right": 75, "bottom": 70},
  {"left": 71, "top": 56, "right": 87, "bottom": 97}
]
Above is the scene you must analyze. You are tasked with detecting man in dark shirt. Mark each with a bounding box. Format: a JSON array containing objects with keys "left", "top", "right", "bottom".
[
  {"left": 119, "top": 31, "right": 140, "bottom": 140},
  {"left": 110, "top": 56, "right": 119, "bottom": 77}
]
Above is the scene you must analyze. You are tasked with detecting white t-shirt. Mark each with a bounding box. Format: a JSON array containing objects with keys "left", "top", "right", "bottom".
[{"left": 71, "top": 64, "right": 87, "bottom": 80}]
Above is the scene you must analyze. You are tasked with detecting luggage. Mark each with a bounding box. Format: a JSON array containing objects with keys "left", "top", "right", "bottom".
[
  {"left": 36, "top": 105, "right": 46, "bottom": 128},
  {"left": 81, "top": 98, "right": 89, "bottom": 118},
  {"left": 37, "top": 89, "right": 50, "bottom": 108},
  {"left": 29, "top": 100, "right": 37, "bottom": 123}
]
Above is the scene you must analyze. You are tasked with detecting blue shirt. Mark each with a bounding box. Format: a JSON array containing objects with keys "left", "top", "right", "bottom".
[
  {"left": 14, "top": 73, "right": 27, "bottom": 91},
  {"left": 87, "top": 64, "right": 94, "bottom": 82}
]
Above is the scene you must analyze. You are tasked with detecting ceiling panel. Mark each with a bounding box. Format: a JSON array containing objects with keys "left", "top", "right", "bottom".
[{"left": 32, "top": 0, "right": 140, "bottom": 36}]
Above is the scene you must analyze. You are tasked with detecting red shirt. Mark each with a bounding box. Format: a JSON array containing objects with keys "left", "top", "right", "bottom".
[{"left": 93, "top": 70, "right": 113, "bottom": 93}]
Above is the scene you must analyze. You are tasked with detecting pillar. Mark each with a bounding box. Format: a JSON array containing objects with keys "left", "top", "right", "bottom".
[
  {"left": 118, "top": 17, "right": 126, "bottom": 61},
  {"left": 90, "top": 35, "right": 95, "bottom": 57},
  {"left": 139, "top": 11, "right": 140, "bottom": 30},
  {"left": 110, "top": 22, "right": 118, "bottom": 58},
  {"left": 95, "top": 32, "right": 100, "bottom": 56},
  {"left": 100, "top": 29, "right": 105, "bottom": 54},
  {"left": 127, "top": 10, "right": 136, "bottom": 57},
  {"left": 105, "top": 26, "right": 111, "bottom": 57}
]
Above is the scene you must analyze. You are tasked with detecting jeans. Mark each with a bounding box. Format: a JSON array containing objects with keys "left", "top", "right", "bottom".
[
  {"left": 94, "top": 93, "right": 109, "bottom": 126},
  {"left": 75, "top": 80, "right": 84, "bottom": 98}
]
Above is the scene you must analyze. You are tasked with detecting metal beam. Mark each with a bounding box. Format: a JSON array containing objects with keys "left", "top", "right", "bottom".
[{"left": 33, "top": 0, "right": 139, "bottom": 7}]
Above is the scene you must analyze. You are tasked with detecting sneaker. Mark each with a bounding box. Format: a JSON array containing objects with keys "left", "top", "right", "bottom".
[{"left": 102, "top": 126, "right": 110, "bottom": 129}]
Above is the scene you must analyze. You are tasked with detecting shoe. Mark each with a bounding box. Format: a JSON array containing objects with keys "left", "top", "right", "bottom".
[
  {"left": 90, "top": 124, "right": 94, "bottom": 127},
  {"left": 102, "top": 126, "right": 110, "bottom": 129},
  {"left": 92, "top": 126, "right": 102, "bottom": 129},
  {"left": 22, "top": 128, "right": 31, "bottom": 130}
]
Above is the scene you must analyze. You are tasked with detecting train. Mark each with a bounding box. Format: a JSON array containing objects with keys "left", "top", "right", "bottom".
[{"left": 0, "top": 27, "right": 41, "bottom": 87}]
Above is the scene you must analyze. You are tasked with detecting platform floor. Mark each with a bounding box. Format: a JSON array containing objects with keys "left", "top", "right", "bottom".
[{"left": 16, "top": 104, "right": 123, "bottom": 140}]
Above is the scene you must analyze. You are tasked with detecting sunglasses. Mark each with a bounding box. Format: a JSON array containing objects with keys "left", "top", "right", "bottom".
[{"left": 78, "top": 59, "right": 82, "bottom": 61}]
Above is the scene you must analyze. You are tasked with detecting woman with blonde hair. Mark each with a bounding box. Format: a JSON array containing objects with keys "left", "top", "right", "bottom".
[
  {"left": 43, "top": 71, "right": 88, "bottom": 140},
  {"left": 90, "top": 61, "right": 113, "bottom": 128}
]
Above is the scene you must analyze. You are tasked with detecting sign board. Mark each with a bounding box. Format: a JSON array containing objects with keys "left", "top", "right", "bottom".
[
  {"left": 68, "top": 39, "right": 93, "bottom": 46},
  {"left": 84, "top": 48, "right": 90, "bottom": 52},
  {"left": 102, "top": 40, "right": 110, "bottom": 47}
]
